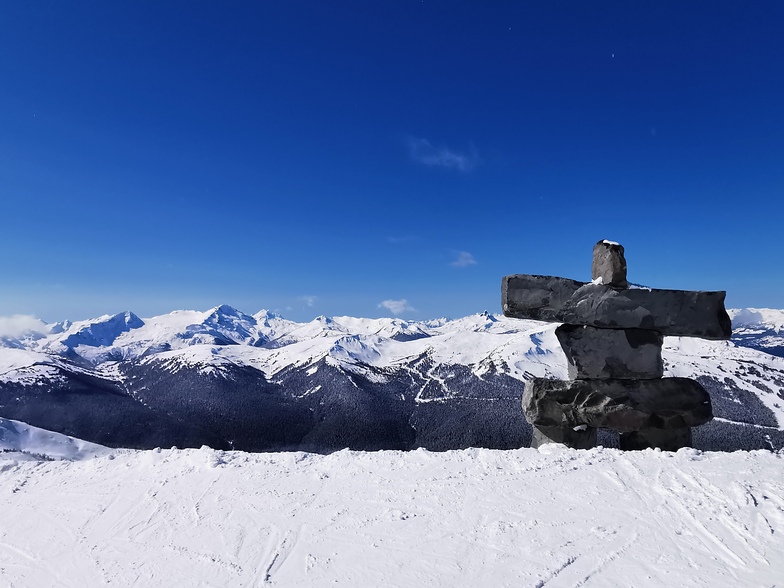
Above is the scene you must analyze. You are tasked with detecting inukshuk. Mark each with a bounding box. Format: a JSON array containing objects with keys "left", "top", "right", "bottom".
[{"left": 501, "top": 240, "right": 732, "bottom": 451}]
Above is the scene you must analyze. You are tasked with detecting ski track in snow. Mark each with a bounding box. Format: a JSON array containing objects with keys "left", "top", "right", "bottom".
[{"left": 1, "top": 446, "right": 783, "bottom": 587}]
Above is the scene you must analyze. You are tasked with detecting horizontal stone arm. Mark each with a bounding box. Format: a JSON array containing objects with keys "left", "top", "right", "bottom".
[
  {"left": 522, "top": 377, "right": 713, "bottom": 433},
  {"left": 502, "top": 274, "right": 731, "bottom": 339}
]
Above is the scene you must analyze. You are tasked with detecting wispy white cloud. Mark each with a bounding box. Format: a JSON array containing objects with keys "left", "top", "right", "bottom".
[
  {"left": 0, "top": 314, "right": 48, "bottom": 338},
  {"left": 407, "top": 137, "right": 480, "bottom": 172},
  {"left": 378, "top": 299, "right": 415, "bottom": 315},
  {"left": 298, "top": 295, "right": 318, "bottom": 307},
  {"left": 450, "top": 251, "right": 477, "bottom": 268}
]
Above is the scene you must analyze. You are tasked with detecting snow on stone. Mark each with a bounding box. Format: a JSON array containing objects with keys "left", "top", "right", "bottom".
[
  {"left": 627, "top": 282, "right": 652, "bottom": 290},
  {"left": 0, "top": 440, "right": 782, "bottom": 586}
]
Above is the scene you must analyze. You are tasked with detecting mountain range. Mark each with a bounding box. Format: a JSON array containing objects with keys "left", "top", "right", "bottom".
[{"left": 1, "top": 305, "right": 783, "bottom": 452}]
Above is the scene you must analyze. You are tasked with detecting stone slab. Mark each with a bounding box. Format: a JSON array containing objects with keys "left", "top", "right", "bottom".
[
  {"left": 522, "top": 377, "right": 712, "bottom": 433},
  {"left": 555, "top": 324, "right": 663, "bottom": 380},
  {"left": 619, "top": 427, "right": 692, "bottom": 451},
  {"left": 592, "top": 240, "right": 627, "bottom": 288},
  {"left": 502, "top": 274, "right": 732, "bottom": 340}
]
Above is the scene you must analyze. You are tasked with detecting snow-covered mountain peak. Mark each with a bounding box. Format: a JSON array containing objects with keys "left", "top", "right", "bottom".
[
  {"left": 727, "top": 308, "right": 784, "bottom": 358},
  {"left": 328, "top": 334, "right": 383, "bottom": 365},
  {"left": 200, "top": 304, "right": 259, "bottom": 345},
  {"left": 3, "top": 306, "right": 783, "bottom": 402},
  {"left": 252, "top": 311, "right": 299, "bottom": 344},
  {"left": 47, "top": 319, "right": 73, "bottom": 335},
  {"left": 432, "top": 312, "right": 525, "bottom": 335},
  {"left": 58, "top": 311, "right": 144, "bottom": 349},
  {"left": 206, "top": 304, "right": 261, "bottom": 325},
  {"left": 282, "top": 315, "right": 348, "bottom": 341},
  {"left": 253, "top": 309, "right": 281, "bottom": 322},
  {"left": 326, "top": 316, "right": 431, "bottom": 342},
  {"left": 730, "top": 308, "right": 784, "bottom": 332}
]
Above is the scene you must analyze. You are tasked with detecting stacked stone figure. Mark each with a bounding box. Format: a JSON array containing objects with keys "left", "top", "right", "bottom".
[{"left": 502, "top": 240, "right": 732, "bottom": 451}]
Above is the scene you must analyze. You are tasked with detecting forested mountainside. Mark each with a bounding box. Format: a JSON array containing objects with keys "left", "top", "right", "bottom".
[{"left": 2, "top": 307, "right": 783, "bottom": 451}]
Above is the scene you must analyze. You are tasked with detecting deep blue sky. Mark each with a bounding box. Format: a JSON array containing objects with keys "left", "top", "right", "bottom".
[{"left": 1, "top": 1, "right": 783, "bottom": 322}]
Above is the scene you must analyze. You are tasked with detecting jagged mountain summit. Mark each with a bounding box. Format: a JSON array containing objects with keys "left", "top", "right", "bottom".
[
  {"left": 728, "top": 308, "right": 784, "bottom": 358},
  {"left": 1, "top": 305, "right": 783, "bottom": 452}
]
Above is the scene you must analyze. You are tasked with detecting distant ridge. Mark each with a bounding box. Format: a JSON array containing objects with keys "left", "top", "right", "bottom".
[{"left": 1, "top": 306, "right": 783, "bottom": 452}]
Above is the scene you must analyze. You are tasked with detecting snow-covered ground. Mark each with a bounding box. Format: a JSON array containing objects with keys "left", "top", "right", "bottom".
[
  {"left": 0, "top": 417, "right": 110, "bottom": 461},
  {"left": 1, "top": 424, "right": 783, "bottom": 587}
]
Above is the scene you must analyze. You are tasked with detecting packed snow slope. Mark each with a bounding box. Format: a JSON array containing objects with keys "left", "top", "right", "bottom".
[
  {"left": 0, "top": 417, "right": 110, "bottom": 460},
  {"left": 1, "top": 438, "right": 783, "bottom": 587},
  {"left": 1, "top": 306, "right": 783, "bottom": 452}
]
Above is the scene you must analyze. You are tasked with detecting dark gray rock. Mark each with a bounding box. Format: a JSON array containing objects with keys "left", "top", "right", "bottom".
[
  {"left": 619, "top": 427, "right": 692, "bottom": 451},
  {"left": 502, "top": 274, "right": 732, "bottom": 340},
  {"left": 532, "top": 424, "right": 597, "bottom": 449},
  {"left": 592, "top": 240, "right": 627, "bottom": 288},
  {"left": 522, "top": 377, "right": 712, "bottom": 433},
  {"left": 555, "top": 325, "right": 663, "bottom": 380}
]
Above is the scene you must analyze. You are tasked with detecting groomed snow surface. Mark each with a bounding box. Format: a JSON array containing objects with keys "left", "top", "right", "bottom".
[{"left": 2, "top": 434, "right": 783, "bottom": 587}]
